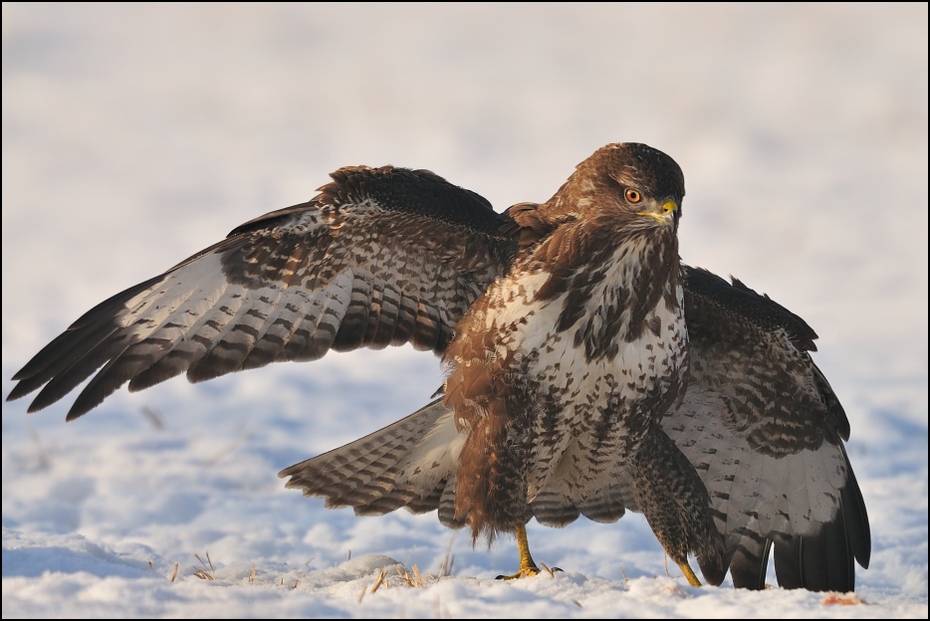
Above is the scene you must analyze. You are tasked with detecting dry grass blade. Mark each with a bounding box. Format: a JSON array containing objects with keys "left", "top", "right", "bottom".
[
  {"left": 393, "top": 564, "right": 430, "bottom": 588},
  {"left": 140, "top": 406, "right": 165, "bottom": 429},
  {"left": 396, "top": 566, "right": 415, "bottom": 587},
  {"left": 249, "top": 563, "right": 256, "bottom": 583},
  {"left": 370, "top": 569, "right": 387, "bottom": 594},
  {"left": 439, "top": 533, "right": 457, "bottom": 579},
  {"left": 193, "top": 551, "right": 216, "bottom": 580},
  {"left": 169, "top": 562, "right": 179, "bottom": 583},
  {"left": 438, "top": 553, "right": 454, "bottom": 578}
]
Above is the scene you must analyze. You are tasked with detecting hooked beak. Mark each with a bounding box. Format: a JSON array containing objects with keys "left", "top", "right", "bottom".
[
  {"left": 638, "top": 199, "right": 680, "bottom": 229},
  {"left": 663, "top": 199, "right": 681, "bottom": 229}
]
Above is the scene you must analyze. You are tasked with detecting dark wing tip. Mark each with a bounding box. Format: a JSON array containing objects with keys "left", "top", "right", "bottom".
[
  {"left": 768, "top": 454, "right": 870, "bottom": 592},
  {"left": 6, "top": 274, "right": 166, "bottom": 413},
  {"left": 728, "top": 534, "right": 773, "bottom": 590},
  {"left": 841, "top": 452, "right": 872, "bottom": 569},
  {"left": 6, "top": 379, "right": 33, "bottom": 402},
  {"left": 699, "top": 555, "right": 729, "bottom": 587}
]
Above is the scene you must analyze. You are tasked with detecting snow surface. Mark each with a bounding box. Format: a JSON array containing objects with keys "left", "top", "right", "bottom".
[{"left": 2, "top": 4, "right": 927, "bottom": 618}]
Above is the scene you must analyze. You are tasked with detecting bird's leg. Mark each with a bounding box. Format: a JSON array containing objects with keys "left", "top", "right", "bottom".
[
  {"left": 495, "top": 524, "right": 541, "bottom": 580},
  {"left": 630, "top": 426, "right": 727, "bottom": 587},
  {"left": 677, "top": 559, "right": 702, "bottom": 587}
]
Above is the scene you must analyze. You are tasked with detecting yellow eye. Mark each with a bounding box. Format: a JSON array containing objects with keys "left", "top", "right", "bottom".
[{"left": 625, "top": 188, "right": 642, "bottom": 203}]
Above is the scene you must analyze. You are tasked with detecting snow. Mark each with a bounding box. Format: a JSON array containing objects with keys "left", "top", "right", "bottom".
[{"left": 2, "top": 4, "right": 927, "bottom": 618}]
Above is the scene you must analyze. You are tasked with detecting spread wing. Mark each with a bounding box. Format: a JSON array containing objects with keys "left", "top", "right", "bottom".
[
  {"left": 8, "top": 166, "right": 516, "bottom": 421},
  {"left": 662, "top": 265, "right": 871, "bottom": 591}
]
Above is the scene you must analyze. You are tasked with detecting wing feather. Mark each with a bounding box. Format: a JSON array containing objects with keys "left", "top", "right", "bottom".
[
  {"left": 8, "top": 166, "right": 516, "bottom": 420},
  {"left": 666, "top": 265, "right": 871, "bottom": 591}
]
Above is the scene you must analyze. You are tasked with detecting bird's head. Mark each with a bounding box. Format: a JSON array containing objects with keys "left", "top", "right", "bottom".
[{"left": 544, "top": 142, "right": 685, "bottom": 232}]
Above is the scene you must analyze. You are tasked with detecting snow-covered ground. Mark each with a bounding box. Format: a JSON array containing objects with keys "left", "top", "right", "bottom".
[{"left": 2, "top": 4, "right": 926, "bottom": 618}]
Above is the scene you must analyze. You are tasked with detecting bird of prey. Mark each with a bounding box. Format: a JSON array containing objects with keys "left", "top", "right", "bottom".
[{"left": 7, "top": 142, "right": 870, "bottom": 591}]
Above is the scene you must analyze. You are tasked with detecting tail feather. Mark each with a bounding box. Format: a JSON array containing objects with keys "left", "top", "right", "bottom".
[
  {"left": 279, "top": 399, "right": 464, "bottom": 519},
  {"left": 438, "top": 477, "right": 466, "bottom": 528}
]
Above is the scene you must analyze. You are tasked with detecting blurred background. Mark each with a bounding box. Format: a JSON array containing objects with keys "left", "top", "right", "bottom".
[{"left": 2, "top": 2, "right": 927, "bottom": 592}]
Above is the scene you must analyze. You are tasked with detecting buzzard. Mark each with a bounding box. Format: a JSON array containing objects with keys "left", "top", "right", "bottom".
[{"left": 7, "top": 143, "right": 870, "bottom": 591}]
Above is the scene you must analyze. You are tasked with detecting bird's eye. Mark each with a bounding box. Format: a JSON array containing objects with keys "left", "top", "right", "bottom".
[{"left": 625, "top": 188, "right": 642, "bottom": 203}]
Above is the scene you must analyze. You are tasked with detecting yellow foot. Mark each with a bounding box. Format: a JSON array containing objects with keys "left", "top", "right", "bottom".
[
  {"left": 678, "top": 561, "right": 702, "bottom": 587},
  {"left": 496, "top": 565, "right": 541, "bottom": 580},
  {"left": 496, "top": 524, "right": 564, "bottom": 579},
  {"left": 495, "top": 563, "right": 564, "bottom": 580}
]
